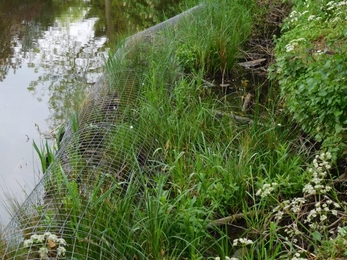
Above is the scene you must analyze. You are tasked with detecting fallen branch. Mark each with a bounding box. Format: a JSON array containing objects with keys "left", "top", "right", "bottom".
[
  {"left": 206, "top": 210, "right": 263, "bottom": 229},
  {"left": 201, "top": 78, "right": 217, "bottom": 88},
  {"left": 242, "top": 93, "right": 253, "bottom": 112},
  {"left": 214, "top": 110, "right": 263, "bottom": 126},
  {"left": 238, "top": 58, "right": 266, "bottom": 68}
]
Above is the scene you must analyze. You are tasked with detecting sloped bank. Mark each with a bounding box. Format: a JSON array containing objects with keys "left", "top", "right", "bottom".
[
  {"left": 0, "top": 4, "right": 206, "bottom": 259},
  {"left": 270, "top": 0, "right": 347, "bottom": 160}
]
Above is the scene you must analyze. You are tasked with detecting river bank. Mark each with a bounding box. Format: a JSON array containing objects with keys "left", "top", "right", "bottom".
[{"left": 2, "top": 0, "right": 347, "bottom": 259}]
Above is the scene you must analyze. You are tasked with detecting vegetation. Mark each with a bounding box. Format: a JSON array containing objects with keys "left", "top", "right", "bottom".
[
  {"left": 270, "top": 0, "right": 347, "bottom": 157},
  {"left": 2, "top": 0, "right": 347, "bottom": 259}
]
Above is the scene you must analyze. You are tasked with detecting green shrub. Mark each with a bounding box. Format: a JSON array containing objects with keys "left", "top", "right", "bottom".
[{"left": 270, "top": 0, "right": 347, "bottom": 157}]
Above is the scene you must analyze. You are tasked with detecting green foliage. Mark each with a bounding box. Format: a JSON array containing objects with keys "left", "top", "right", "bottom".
[
  {"left": 174, "top": 0, "right": 255, "bottom": 74},
  {"left": 33, "top": 140, "right": 55, "bottom": 173},
  {"left": 270, "top": 0, "right": 347, "bottom": 157},
  {"left": 6, "top": 0, "right": 338, "bottom": 259}
]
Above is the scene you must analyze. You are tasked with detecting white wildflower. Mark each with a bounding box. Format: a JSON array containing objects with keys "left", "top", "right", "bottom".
[
  {"left": 334, "top": 202, "right": 341, "bottom": 208},
  {"left": 308, "top": 15, "right": 315, "bottom": 21},
  {"left": 303, "top": 184, "right": 315, "bottom": 195},
  {"left": 275, "top": 211, "right": 284, "bottom": 221},
  {"left": 30, "top": 234, "right": 45, "bottom": 244},
  {"left": 57, "top": 246, "right": 67, "bottom": 256},
  {"left": 23, "top": 239, "right": 33, "bottom": 248},
  {"left": 324, "top": 185, "right": 332, "bottom": 192},
  {"left": 43, "top": 232, "right": 51, "bottom": 238},
  {"left": 313, "top": 158, "right": 319, "bottom": 168},
  {"left": 38, "top": 247, "right": 49, "bottom": 258},
  {"left": 331, "top": 210, "right": 338, "bottom": 216},
  {"left": 233, "top": 238, "right": 253, "bottom": 246},
  {"left": 309, "top": 222, "right": 318, "bottom": 229},
  {"left": 30, "top": 234, "right": 39, "bottom": 241},
  {"left": 256, "top": 183, "right": 277, "bottom": 198},
  {"left": 320, "top": 214, "right": 327, "bottom": 222},
  {"left": 56, "top": 238, "right": 67, "bottom": 246},
  {"left": 47, "top": 233, "right": 58, "bottom": 242}
]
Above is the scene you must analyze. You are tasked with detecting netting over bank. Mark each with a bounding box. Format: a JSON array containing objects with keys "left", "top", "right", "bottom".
[{"left": 0, "top": 5, "right": 203, "bottom": 259}]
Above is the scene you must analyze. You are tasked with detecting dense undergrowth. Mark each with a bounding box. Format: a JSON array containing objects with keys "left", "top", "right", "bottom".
[
  {"left": 270, "top": 0, "right": 347, "bottom": 158},
  {"left": 2, "top": 0, "right": 347, "bottom": 259}
]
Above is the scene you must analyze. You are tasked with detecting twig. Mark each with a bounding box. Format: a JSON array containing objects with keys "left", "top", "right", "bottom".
[
  {"left": 242, "top": 93, "right": 253, "bottom": 112},
  {"left": 327, "top": 216, "right": 346, "bottom": 229},
  {"left": 292, "top": 243, "right": 316, "bottom": 258},
  {"left": 206, "top": 210, "right": 263, "bottom": 229},
  {"left": 201, "top": 78, "right": 217, "bottom": 88},
  {"left": 214, "top": 110, "right": 263, "bottom": 126}
]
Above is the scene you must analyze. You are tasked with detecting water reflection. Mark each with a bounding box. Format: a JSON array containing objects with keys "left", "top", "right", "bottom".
[
  {"left": 28, "top": 13, "right": 107, "bottom": 126},
  {"left": 0, "top": 0, "right": 183, "bottom": 225}
]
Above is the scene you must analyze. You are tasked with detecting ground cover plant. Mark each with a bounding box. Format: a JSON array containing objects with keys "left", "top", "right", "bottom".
[
  {"left": 2, "top": 0, "right": 347, "bottom": 259},
  {"left": 270, "top": 0, "right": 347, "bottom": 158}
]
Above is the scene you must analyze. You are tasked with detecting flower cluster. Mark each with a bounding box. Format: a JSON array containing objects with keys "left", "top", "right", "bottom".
[
  {"left": 23, "top": 232, "right": 67, "bottom": 259},
  {"left": 302, "top": 152, "right": 332, "bottom": 195},
  {"left": 284, "top": 38, "right": 306, "bottom": 53},
  {"left": 232, "top": 238, "right": 253, "bottom": 246},
  {"left": 272, "top": 153, "right": 336, "bottom": 227},
  {"left": 257, "top": 152, "right": 347, "bottom": 258},
  {"left": 255, "top": 182, "right": 277, "bottom": 198},
  {"left": 291, "top": 252, "right": 308, "bottom": 260}
]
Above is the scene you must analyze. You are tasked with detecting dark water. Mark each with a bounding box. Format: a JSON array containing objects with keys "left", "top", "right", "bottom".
[{"left": 0, "top": 0, "right": 182, "bottom": 225}]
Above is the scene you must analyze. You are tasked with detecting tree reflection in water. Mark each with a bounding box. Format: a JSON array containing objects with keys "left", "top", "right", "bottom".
[{"left": 0, "top": 0, "right": 183, "bottom": 129}]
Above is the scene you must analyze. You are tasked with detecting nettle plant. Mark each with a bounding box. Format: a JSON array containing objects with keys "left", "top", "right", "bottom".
[
  {"left": 256, "top": 152, "right": 347, "bottom": 259},
  {"left": 270, "top": 0, "right": 347, "bottom": 156}
]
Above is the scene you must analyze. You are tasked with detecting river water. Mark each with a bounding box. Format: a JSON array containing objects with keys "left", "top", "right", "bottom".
[{"left": 0, "top": 0, "right": 182, "bottom": 225}]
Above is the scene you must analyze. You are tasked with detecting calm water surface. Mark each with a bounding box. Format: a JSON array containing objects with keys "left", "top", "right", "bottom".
[{"left": 0, "top": 0, "right": 182, "bottom": 225}]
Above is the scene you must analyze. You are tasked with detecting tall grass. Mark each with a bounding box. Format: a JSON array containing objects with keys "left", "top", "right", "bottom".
[
  {"left": 1, "top": 0, "right": 322, "bottom": 259},
  {"left": 100, "top": 0, "right": 311, "bottom": 258}
]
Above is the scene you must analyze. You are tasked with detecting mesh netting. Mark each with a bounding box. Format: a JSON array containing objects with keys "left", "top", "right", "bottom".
[{"left": 0, "top": 5, "right": 203, "bottom": 259}]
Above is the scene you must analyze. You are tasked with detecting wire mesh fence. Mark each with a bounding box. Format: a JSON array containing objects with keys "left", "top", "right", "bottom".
[{"left": 0, "top": 5, "right": 204, "bottom": 259}]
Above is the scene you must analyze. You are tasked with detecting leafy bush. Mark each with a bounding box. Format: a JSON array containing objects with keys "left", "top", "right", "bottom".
[{"left": 270, "top": 0, "right": 347, "bottom": 157}]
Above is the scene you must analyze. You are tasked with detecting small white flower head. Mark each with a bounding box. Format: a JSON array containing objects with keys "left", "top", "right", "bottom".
[
  {"left": 43, "top": 232, "right": 51, "bottom": 238},
  {"left": 320, "top": 214, "right": 327, "bottom": 222},
  {"left": 38, "top": 247, "right": 49, "bottom": 258},
  {"left": 275, "top": 211, "right": 284, "bottom": 221},
  {"left": 308, "top": 15, "right": 316, "bottom": 21},
  {"left": 256, "top": 183, "right": 277, "bottom": 198},
  {"left": 334, "top": 202, "right": 341, "bottom": 208},
  {"left": 56, "top": 238, "right": 67, "bottom": 246},
  {"left": 47, "top": 233, "right": 58, "bottom": 242},
  {"left": 291, "top": 252, "right": 308, "bottom": 260},
  {"left": 303, "top": 184, "right": 316, "bottom": 195},
  {"left": 23, "top": 239, "right": 33, "bottom": 248},
  {"left": 30, "top": 234, "right": 45, "bottom": 244},
  {"left": 233, "top": 238, "right": 253, "bottom": 246},
  {"left": 30, "top": 234, "right": 39, "bottom": 241},
  {"left": 57, "top": 246, "right": 67, "bottom": 256}
]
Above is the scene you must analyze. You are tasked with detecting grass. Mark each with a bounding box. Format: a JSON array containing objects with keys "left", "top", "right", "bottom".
[{"left": 2, "top": 0, "right": 347, "bottom": 259}]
